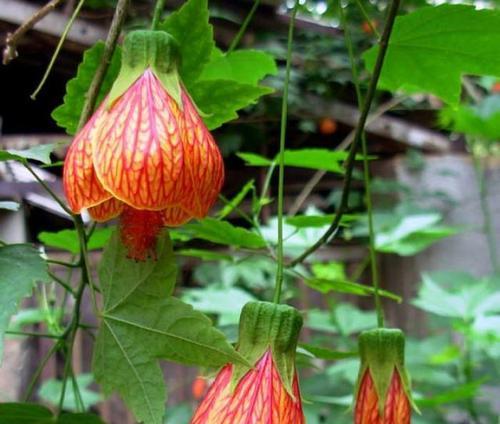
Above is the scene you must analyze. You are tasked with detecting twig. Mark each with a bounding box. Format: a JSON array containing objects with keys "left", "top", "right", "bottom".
[
  {"left": 151, "top": 0, "right": 166, "bottom": 30},
  {"left": 287, "top": 0, "right": 401, "bottom": 267},
  {"left": 228, "top": 0, "right": 261, "bottom": 53},
  {"left": 288, "top": 96, "right": 404, "bottom": 216},
  {"left": 77, "top": 0, "right": 129, "bottom": 130},
  {"left": 5, "top": 330, "right": 61, "bottom": 339},
  {"left": 3, "top": 0, "right": 65, "bottom": 65}
]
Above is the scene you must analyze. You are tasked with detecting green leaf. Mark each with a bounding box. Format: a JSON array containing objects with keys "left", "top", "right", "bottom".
[
  {"left": 440, "top": 95, "right": 500, "bottom": 140},
  {"left": 416, "top": 379, "right": 486, "bottom": 407},
  {"left": 190, "top": 80, "right": 273, "bottom": 129},
  {"left": 0, "top": 201, "right": 20, "bottom": 211},
  {"left": 217, "top": 179, "right": 255, "bottom": 220},
  {"left": 38, "top": 374, "right": 102, "bottom": 411},
  {"left": 334, "top": 303, "right": 377, "bottom": 336},
  {"left": 38, "top": 227, "right": 113, "bottom": 255},
  {"left": 363, "top": 4, "right": 500, "bottom": 105},
  {"left": 0, "top": 403, "right": 104, "bottom": 424},
  {"left": 93, "top": 231, "right": 245, "bottom": 424},
  {"left": 286, "top": 214, "right": 357, "bottom": 229},
  {"left": 52, "top": 42, "right": 121, "bottom": 134},
  {"left": 237, "top": 149, "right": 359, "bottom": 173},
  {"left": 183, "top": 218, "right": 267, "bottom": 249},
  {"left": 0, "top": 245, "right": 48, "bottom": 362},
  {"left": 199, "top": 50, "right": 277, "bottom": 85},
  {"left": 0, "top": 144, "right": 57, "bottom": 165},
  {"left": 300, "top": 343, "right": 358, "bottom": 360},
  {"left": 160, "top": 0, "right": 214, "bottom": 87},
  {"left": 176, "top": 248, "right": 233, "bottom": 262}
]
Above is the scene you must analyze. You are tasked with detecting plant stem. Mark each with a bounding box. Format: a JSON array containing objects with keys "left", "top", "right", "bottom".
[
  {"left": 47, "top": 259, "right": 79, "bottom": 268},
  {"left": 287, "top": 0, "right": 401, "bottom": 268},
  {"left": 5, "top": 330, "right": 61, "bottom": 339},
  {"left": 472, "top": 154, "right": 499, "bottom": 275},
  {"left": 77, "top": 0, "right": 129, "bottom": 130},
  {"left": 151, "top": 0, "right": 166, "bottom": 30},
  {"left": 272, "top": 1, "right": 298, "bottom": 304},
  {"left": 462, "top": 326, "right": 480, "bottom": 423},
  {"left": 340, "top": 4, "right": 384, "bottom": 327},
  {"left": 228, "top": 0, "right": 261, "bottom": 53},
  {"left": 31, "top": 0, "right": 85, "bottom": 99},
  {"left": 48, "top": 271, "right": 76, "bottom": 296}
]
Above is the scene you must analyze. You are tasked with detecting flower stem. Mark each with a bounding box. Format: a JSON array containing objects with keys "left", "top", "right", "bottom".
[
  {"left": 287, "top": 0, "right": 401, "bottom": 268},
  {"left": 340, "top": 4, "right": 384, "bottom": 328},
  {"left": 272, "top": 1, "right": 298, "bottom": 304},
  {"left": 151, "top": 0, "right": 166, "bottom": 30},
  {"left": 77, "top": 0, "right": 129, "bottom": 130},
  {"left": 228, "top": 0, "right": 261, "bottom": 53}
]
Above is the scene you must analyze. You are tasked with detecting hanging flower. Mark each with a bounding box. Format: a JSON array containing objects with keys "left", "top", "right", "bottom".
[
  {"left": 63, "top": 30, "right": 224, "bottom": 260},
  {"left": 191, "top": 302, "right": 305, "bottom": 424},
  {"left": 354, "top": 329, "right": 417, "bottom": 424}
]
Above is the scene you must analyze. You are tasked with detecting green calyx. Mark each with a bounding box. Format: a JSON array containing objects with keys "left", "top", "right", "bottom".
[
  {"left": 354, "top": 328, "right": 419, "bottom": 416},
  {"left": 107, "top": 30, "right": 183, "bottom": 107},
  {"left": 231, "top": 301, "right": 303, "bottom": 397}
]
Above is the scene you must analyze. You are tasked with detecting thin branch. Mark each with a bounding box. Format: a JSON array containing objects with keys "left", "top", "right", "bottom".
[
  {"left": 287, "top": 0, "right": 401, "bottom": 267},
  {"left": 228, "top": 0, "right": 261, "bottom": 53},
  {"left": 3, "top": 0, "right": 65, "bottom": 65},
  {"left": 151, "top": 0, "right": 166, "bottom": 30},
  {"left": 5, "top": 330, "right": 61, "bottom": 339},
  {"left": 288, "top": 96, "right": 403, "bottom": 216},
  {"left": 77, "top": 0, "right": 129, "bottom": 130}
]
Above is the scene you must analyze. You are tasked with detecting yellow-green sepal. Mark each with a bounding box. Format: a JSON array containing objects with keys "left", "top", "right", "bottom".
[
  {"left": 354, "top": 328, "right": 419, "bottom": 416},
  {"left": 107, "top": 30, "right": 183, "bottom": 107},
  {"left": 230, "top": 301, "right": 303, "bottom": 398}
]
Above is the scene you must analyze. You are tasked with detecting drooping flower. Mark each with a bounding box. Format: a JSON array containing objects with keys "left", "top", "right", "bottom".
[
  {"left": 63, "top": 30, "right": 224, "bottom": 260},
  {"left": 354, "top": 329, "right": 417, "bottom": 424},
  {"left": 191, "top": 302, "right": 305, "bottom": 424}
]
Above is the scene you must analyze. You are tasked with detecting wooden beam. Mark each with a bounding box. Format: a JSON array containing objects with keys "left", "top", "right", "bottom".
[
  {"left": 301, "top": 98, "right": 451, "bottom": 152},
  {"left": 0, "top": 0, "right": 107, "bottom": 47}
]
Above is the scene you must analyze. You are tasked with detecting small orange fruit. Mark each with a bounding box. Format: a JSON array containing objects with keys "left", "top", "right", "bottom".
[{"left": 319, "top": 117, "right": 338, "bottom": 135}]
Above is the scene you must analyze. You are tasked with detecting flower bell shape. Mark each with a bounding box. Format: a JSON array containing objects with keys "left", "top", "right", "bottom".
[
  {"left": 191, "top": 301, "right": 305, "bottom": 424},
  {"left": 63, "top": 30, "right": 224, "bottom": 260},
  {"left": 354, "top": 329, "right": 418, "bottom": 424}
]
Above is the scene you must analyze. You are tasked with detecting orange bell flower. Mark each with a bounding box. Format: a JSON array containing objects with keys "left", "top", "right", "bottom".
[
  {"left": 353, "top": 329, "right": 417, "bottom": 424},
  {"left": 63, "top": 31, "right": 224, "bottom": 260},
  {"left": 191, "top": 302, "right": 305, "bottom": 424}
]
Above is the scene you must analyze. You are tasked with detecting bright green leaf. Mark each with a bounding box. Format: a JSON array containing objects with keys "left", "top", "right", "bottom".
[
  {"left": 0, "top": 144, "right": 57, "bottom": 165},
  {"left": 286, "top": 214, "right": 357, "bottom": 229},
  {"left": 217, "top": 179, "right": 255, "bottom": 220},
  {"left": 38, "top": 374, "right": 102, "bottom": 411},
  {"left": 199, "top": 50, "right": 277, "bottom": 85},
  {"left": 0, "top": 245, "right": 49, "bottom": 362},
  {"left": 238, "top": 149, "right": 359, "bottom": 173},
  {"left": 38, "top": 227, "right": 113, "bottom": 255},
  {"left": 0, "top": 403, "right": 104, "bottom": 424},
  {"left": 183, "top": 218, "right": 267, "bottom": 249},
  {"left": 176, "top": 248, "right": 233, "bottom": 262},
  {"left": 52, "top": 42, "right": 121, "bottom": 134},
  {"left": 160, "top": 0, "right": 214, "bottom": 87},
  {"left": 190, "top": 80, "right": 273, "bottom": 129},
  {"left": 93, "top": 231, "right": 245, "bottom": 424},
  {"left": 363, "top": 4, "right": 500, "bottom": 105}
]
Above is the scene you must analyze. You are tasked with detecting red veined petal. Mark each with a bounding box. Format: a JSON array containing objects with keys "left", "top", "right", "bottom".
[
  {"left": 93, "top": 69, "right": 185, "bottom": 210},
  {"left": 162, "top": 207, "right": 192, "bottom": 226},
  {"left": 63, "top": 103, "right": 111, "bottom": 213},
  {"left": 178, "top": 90, "right": 224, "bottom": 218},
  {"left": 191, "top": 350, "right": 305, "bottom": 424},
  {"left": 119, "top": 206, "right": 164, "bottom": 261},
  {"left": 355, "top": 369, "right": 411, "bottom": 424},
  {"left": 87, "top": 198, "right": 124, "bottom": 222}
]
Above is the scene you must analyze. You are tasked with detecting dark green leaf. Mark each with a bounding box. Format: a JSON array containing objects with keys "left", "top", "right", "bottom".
[
  {"left": 0, "top": 403, "right": 104, "bottom": 424},
  {"left": 190, "top": 80, "right": 273, "bottom": 129},
  {"left": 160, "top": 0, "right": 214, "bottom": 87},
  {"left": 0, "top": 245, "right": 49, "bottom": 362},
  {"left": 286, "top": 214, "right": 357, "bottom": 229},
  {"left": 38, "top": 227, "right": 113, "bottom": 255},
  {"left": 183, "top": 218, "right": 267, "bottom": 249},
  {"left": 176, "top": 248, "right": 233, "bottom": 262},
  {"left": 52, "top": 42, "right": 121, "bottom": 134},
  {"left": 199, "top": 50, "right": 277, "bottom": 85},
  {"left": 363, "top": 5, "right": 500, "bottom": 105},
  {"left": 416, "top": 379, "right": 486, "bottom": 407},
  {"left": 93, "top": 231, "right": 245, "bottom": 424},
  {"left": 0, "top": 144, "right": 57, "bottom": 165}
]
